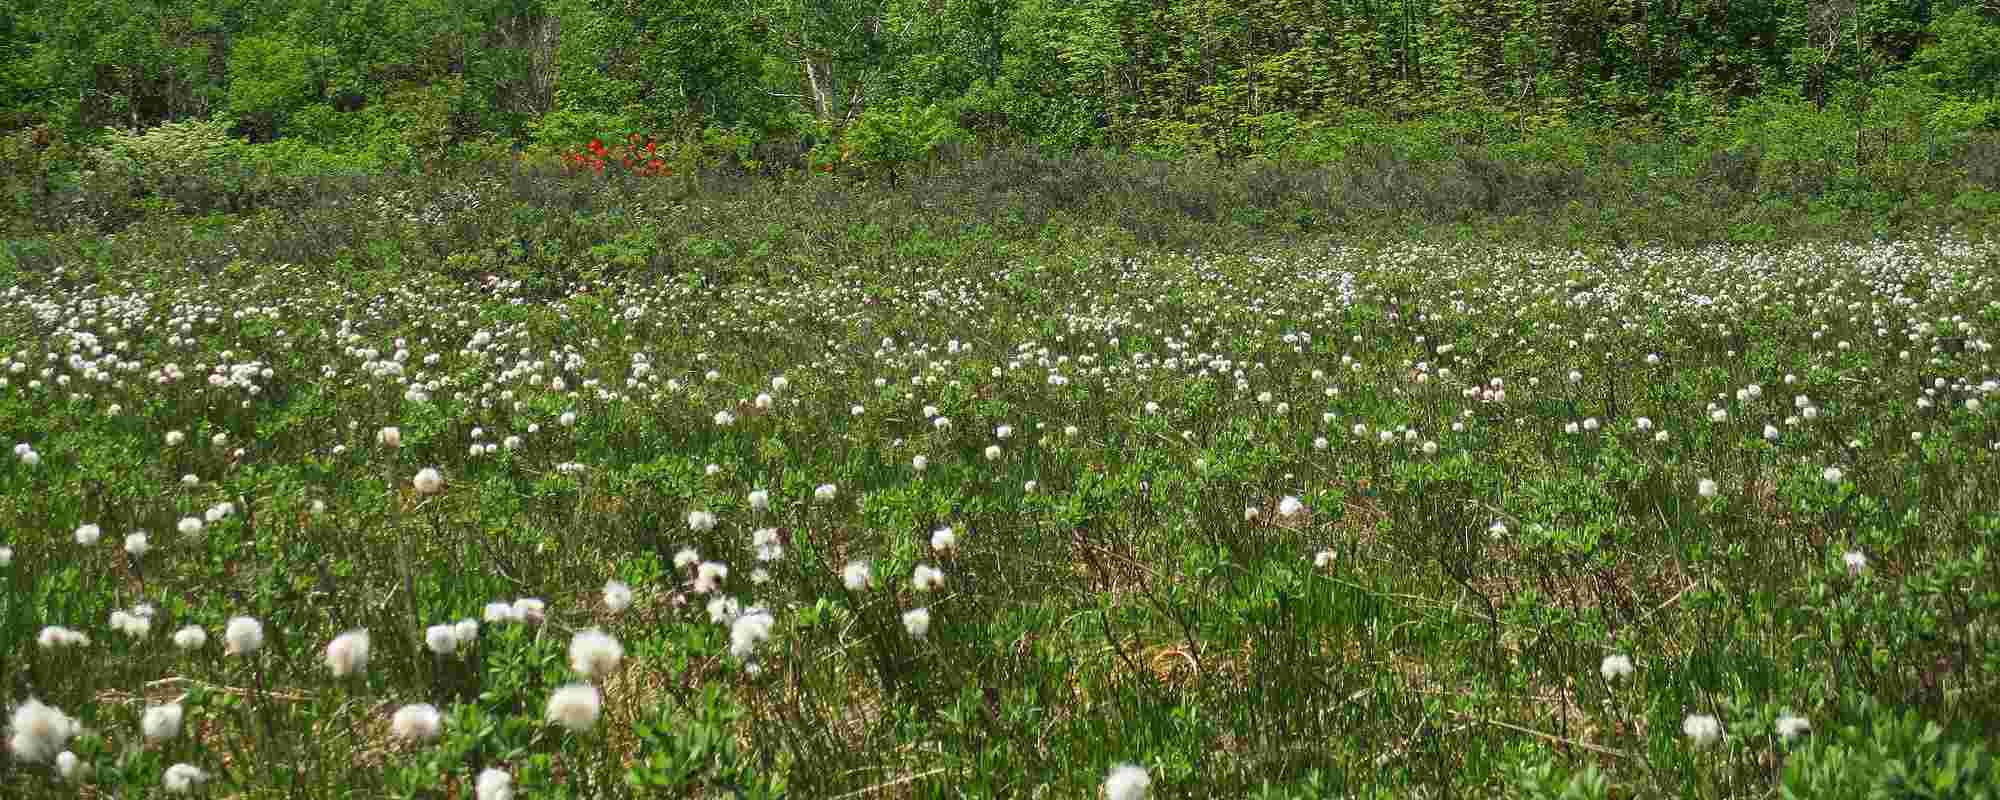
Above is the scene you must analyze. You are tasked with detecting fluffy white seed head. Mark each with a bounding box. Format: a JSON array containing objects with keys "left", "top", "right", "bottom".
[
  {"left": 425, "top": 624, "right": 460, "bottom": 655},
  {"left": 545, "top": 685, "right": 602, "bottom": 732},
  {"left": 390, "top": 704, "right": 444, "bottom": 742},
  {"left": 162, "top": 763, "right": 207, "bottom": 794},
  {"left": 325, "top": 630, "right": 371, "bottom": 677},
  {"left": 223, "top": 617, "right": 264, "bottom": 655},
  {"left": 1600, "top": 654, "right": 1634, "bottom": 682},
  {"left": 1682, "top": 714, "right": 1722, "bottom": 747},
  {"left": 1277, "top": 496, "right": 1305, "bottom": 518},
  {"left": 602, "top": 580, "right": 633, "bottom": 613},
  {"left": 568, "top": 629, "right": 625, "bottom": 679},
  {"left": 172, "top": 626, "right": 207, "bottom": 650},
  {"left": 412, "top": 467, "right": 444, "bottom": 495},
  {"left": 1105, "top": 763, "right": 1152, "bottom": 800},
  {"left": 56, "top": 750, "right": 86, "bottom": 780},
  {"left": 74, "top": 523, "right": 101, "bottom": 546},
  {"left": 477, "top": 768, "right": 514, "bottom": 800},
  {"left": 8, "top": 698, "right": 80, "bottom": 762},
  {"left": 728, "top": 609, "right": 776, "bottom": 659},
  {"left": 141, "top": 703, "right": 184, "bottom": 743},
  {"left": 843, "top": 560, "right": 872, "bottom": 591},
  {"left": 902, "top": 607, "right": 932, "bottom": 638}
]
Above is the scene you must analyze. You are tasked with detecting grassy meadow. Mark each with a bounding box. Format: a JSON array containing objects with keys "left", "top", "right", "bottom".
[{"left": 2, "top": 163, "right": 1999, "bottom": 799}]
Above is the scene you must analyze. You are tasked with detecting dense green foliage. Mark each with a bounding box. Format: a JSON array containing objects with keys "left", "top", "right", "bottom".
[{"left": 3, "top": 0, "right": 1999, "bottom": 156}]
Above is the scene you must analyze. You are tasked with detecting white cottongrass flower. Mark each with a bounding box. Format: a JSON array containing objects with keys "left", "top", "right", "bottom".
[
  {"left": 125, "top": 532, "right": 150, "bottom": 557},
  {"left": 426, "top": 624, "right": 461, "bottom": 655},
  {"left": 673, "top": 548, "right": 700, "bottom": 569},
  {"left": 713, "top": 410, "right": 736, "bottom": 427},
  {"left": 141, "top": 703, "right": 184, "bottom": 742},
  {"left": 911, "top": 564, "right": 945, "bottom": 592},
  {"left": 748, "top": 489, "right": 770, "bottom": 512},
  {"left": 162, "top": 763, "right": 207, "bottom": 794},
  {"left": 902, "top": 607, "right": 932, "bottom": 638},
  {"left": 1843, "top": 550, "right": 1868, "bottom": 576},
  {"left": 166, "top": 430, "right": 186, "bottom": 446},
  {"left": 912, "top": 454, "right": 928, "bottom": 472},
  {"left": 752, "top": 528, "right": 783, "bottom": 561},
  {"left": 545, "top": 684, "right": 602, "bottom": 732},
  {"left": 56, "top": 750, "right": 86, "bottom": 780},
  {"left": 728, "top": 609, "right": 776, "bottom": 659},
  {"left": 930, "top": 525, "right": 958, "bottom": 553},
  {"left": 984, "top": 444, "right": 1003, "bottom": 461},
  {"left": 390, "top": 703, "right": 444, "bottom": 742},
  {"left": 814, "top": 483, "right": 838, "bottom": 502},
  {"left": 0, "top": 546, "right": 11, "bottom": 566},
  {"left": 1600, "top": 654, "right": 1634, "bottom": 681},
  {"left": 412, "top": 467, "right": 444, "bottom": 495},
  {"left": 568, "top": 629, "right": 624, "bottom": 679},
  {"left": 1697, "top": 479, "right": 1718, "bottom": 498},
  {"left": 512, "top": 598, "right": 546, "bottom": 623},
  {"left": 36, "top": 626, "right": 89, "bottom": 650},
  {"left": 454, "top": 618, "right": 479, "bottom": 642},
  {"left": 224, "top": 616, "right": 264, "bottom": 655},
  {"left": 687, "top": 510, "right": 717, "bottom": 532},
  {"left": 110, "top": 610, "right": 151, "bottom": 638},
  {"left": 707, "top": 596, "right": 742, "bottom": 625},
  {"left": 1487, "top": 521, "right": 1508, "bottom": 538},
  {"left": 8, "top": 698, "right": 80, "bottom": 762},
  {"left": 477, "top": 768, "right": 514, "bottom": 800},
  {"left": 843, "top": 560, "right": 872, "bottom": 590},
  {"left": 1314, "top": 550, "right": 1336, "bottom": 568},
  {"left": 178, "top": 516, "right": 203, "bottom": 536},
  {"left": 1104, "top": 763, "right": 1152, "bottom": 800},
  {"left": 996, "top": 424, "right": 1013, "bottom": 439},
  {"left": 483, "top": 602, "right": 517, "bottom": 623},
  {"left": 325, "top": 630, "right": 371, "bottom": 677},
  {"left": 172, "top": 626, "right": 207, "bottom": 650},
  {"left": 1775, "top": 714, "right": 1812, "bottom": 742},
  {"left": 1277, "top": 496, "right": 1305, "bottom": 518},
  {"left": 74, "top": 523, "right": 101, "bottom": 546},
  {"left": 376, "top": 426, "right": 401, "bottom": 447},
  {"left": 1682, "top": 714, "right": 1722, "bottom": 747},
  {"left": 603, "top": 580, "right": 633, "bottom": 613},
  {"left": 1822, "top": 466, "right": 1844, "bottom": 484},
  {"left": 694, "top": 562, "right": 729, "bottom": 594}
]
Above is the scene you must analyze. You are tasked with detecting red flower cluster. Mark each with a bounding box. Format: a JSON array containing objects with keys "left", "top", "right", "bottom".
[{"left": 561, "top": 133, "right": 672, "bottom": 177}]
